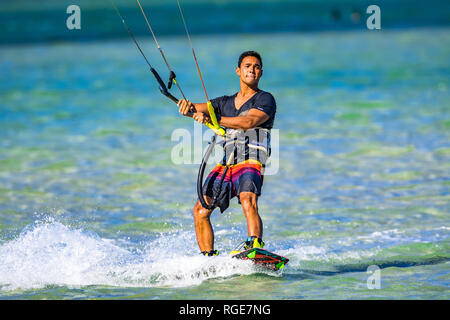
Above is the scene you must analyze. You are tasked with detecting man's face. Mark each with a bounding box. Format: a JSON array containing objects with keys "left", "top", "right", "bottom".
[{"left": 236, "top": 56, "right": 263, "bottom": 86}]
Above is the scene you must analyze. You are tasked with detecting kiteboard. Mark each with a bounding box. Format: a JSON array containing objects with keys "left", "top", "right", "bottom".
[{"left": 231, "top": 248, "right": 289, "bottom": 271}]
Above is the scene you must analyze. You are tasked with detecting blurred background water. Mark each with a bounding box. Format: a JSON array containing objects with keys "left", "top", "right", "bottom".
[{"left": 0, "top": 0, "right": 449, "bottom": 299}]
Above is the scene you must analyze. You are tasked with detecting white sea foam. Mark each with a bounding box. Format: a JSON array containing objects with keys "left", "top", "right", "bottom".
[
  {"left": 0, "top": 219, "right": 257, "bottom": 291},
  {"left": 356, "top": 229, "right": 403, "bottom": 242}
]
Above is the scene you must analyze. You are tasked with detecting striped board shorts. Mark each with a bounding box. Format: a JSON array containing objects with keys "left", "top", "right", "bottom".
[{"left": 202, "top": 159, "right": 264, "bottom": 213}]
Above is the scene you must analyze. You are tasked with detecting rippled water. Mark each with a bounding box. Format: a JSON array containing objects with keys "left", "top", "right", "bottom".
[{"left": 0, "top": 28, "right": 449, "bottom": 299}]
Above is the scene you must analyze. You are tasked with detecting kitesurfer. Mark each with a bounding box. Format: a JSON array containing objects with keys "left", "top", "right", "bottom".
[{"left": 178, "top": 51, "right": 277, "bottom": 256}]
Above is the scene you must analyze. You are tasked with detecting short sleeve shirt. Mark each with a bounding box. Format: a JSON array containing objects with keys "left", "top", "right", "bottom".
[{"left": 210, "top": 90, "right": 276, "bottom": 129}]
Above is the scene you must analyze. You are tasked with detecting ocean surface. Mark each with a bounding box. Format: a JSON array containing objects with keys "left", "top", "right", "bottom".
[{"left": 0, "top": 23, "right": 449, "bottom": 299}]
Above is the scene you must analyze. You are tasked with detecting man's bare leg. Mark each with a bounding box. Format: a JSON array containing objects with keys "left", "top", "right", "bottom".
[
  {"left": 193, "top": 196, "right": 214, "bottom": 252},
  {"left": 239, "top": 191, "right": 263, "bottom": 238}
]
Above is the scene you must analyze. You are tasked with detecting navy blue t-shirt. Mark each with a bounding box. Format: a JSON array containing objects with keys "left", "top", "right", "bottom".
[{"left": 210, "top": 90, "right": 276, "bottom": 129}]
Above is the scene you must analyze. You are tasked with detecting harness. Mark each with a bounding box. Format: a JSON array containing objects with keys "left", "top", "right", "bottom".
[{"left": 196, "top": 128, "right": 271, "bottom": 211}]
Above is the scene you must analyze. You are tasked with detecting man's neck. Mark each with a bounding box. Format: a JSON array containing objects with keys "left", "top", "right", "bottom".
[{"left": 238, "top": 82, "right": 259, "bottom": 98}]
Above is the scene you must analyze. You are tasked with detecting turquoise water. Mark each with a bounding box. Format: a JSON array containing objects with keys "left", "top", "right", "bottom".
[{"left": 0, "top": 28, "right": 449, "bottom": 299}]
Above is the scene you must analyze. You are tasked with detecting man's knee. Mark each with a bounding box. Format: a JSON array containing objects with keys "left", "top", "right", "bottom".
[
  {"left": 193, "top": 200, "right": 212, "bottom": 221},
  {"left": 239, "top": 192, "right": 258, "bottom": 210}
]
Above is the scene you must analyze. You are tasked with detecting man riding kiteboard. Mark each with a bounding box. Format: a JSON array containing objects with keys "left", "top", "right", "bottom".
[
  {"left": 111, "top": 2, "right": 286, "bottom": 268},
  {"left": 178, "top": 51, "right": 277, "bottom": 256}
]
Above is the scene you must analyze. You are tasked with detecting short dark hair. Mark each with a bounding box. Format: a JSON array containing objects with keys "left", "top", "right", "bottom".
[{"left": 238, "top": 51, "right": 263, "bottom": 68}]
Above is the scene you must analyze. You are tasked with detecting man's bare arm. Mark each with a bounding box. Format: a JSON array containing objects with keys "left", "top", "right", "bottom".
[
  {"left": 179, "top": 100, "right": 269, "bottom": 130},
  {"left": 192, "top": 102, "right": 209, "bottom": 114},
  {"left": 177, "top": 99, "right": 209, "bottom": 115},
  {"left": 219, "top": 108, "right": 269, "bottom": 130}
]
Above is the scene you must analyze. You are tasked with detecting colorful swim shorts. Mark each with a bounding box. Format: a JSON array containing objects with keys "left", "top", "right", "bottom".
[{"left": 202, "top": 159, "right": 264, "bottom": 213}]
